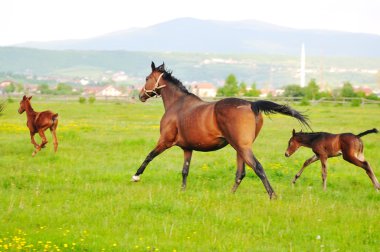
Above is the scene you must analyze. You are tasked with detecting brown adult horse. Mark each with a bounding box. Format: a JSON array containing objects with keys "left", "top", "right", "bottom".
[
  {"left": 285, "top": 128, "right": 380, "bottom": 190},
  {"left": 18, "top": 95, "right": 59, "bottom": 156},
  {"left": 132, "top": 62, "right": 310, "bottom": 199}
]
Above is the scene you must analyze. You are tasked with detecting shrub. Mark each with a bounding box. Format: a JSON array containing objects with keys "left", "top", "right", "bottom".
[
  {"left": 88, "top": 96, "right": 96, "bottom": 104},
  {"left": 79, "top": 97, "right": 86, "bottom": 104},
  {"left": 300, "top": 98, "right": 310, "bottom": 106},
  {"left": 351, "top": 98, "right": 361, "bottom": 107}
]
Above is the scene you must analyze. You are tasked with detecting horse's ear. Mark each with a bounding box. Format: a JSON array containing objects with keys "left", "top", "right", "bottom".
[
  {"left": 292, "top": 129, "right": 295, "bottom": 135},
  {"left": 28, "top": 96, "right": 32, "bottom": 100},
  {"left": 157, "top": 62, "right": 165, "bottom": 72},
  {"left": 22, "top": 95, "right": 27, "bottom": 100},
  {"left": 151, "top": 61, "right": 156, "bottom": 71}
]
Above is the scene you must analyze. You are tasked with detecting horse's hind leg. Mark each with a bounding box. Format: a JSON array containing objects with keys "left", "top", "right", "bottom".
[
  {"left": 232, "top": 152, "right": 246, "bottom": 193},
  {"left": 238, "top": 148, "right": 276, "bottom": 199},
  {"left": 181, "top": 150, "right": 193, "bottom": 190},
  {"left": 292, "top": 155, "right": 319, "bottom": 184},
  {"left": 343, "top": 154, "right": 380, "bottom": 190},
  {"left": 50, "top": 121, "right": 58, "bottom": 152},
  {"left": 320, "top": 156, "right": 328, "bottom": 190}
]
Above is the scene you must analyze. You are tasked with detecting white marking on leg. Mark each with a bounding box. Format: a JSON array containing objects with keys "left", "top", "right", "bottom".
[{"left": 132, "top": 175, "right": 140, "bottom": 182}]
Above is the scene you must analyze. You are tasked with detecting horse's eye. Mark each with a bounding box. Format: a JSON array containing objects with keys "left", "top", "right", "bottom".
[{"left": 145, "top": 77, "right": 149, "bottom": 81}]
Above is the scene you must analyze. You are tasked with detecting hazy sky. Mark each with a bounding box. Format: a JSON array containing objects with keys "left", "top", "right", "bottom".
[{"left": 1, "top": 0, "right": 379, "bottom": 46}]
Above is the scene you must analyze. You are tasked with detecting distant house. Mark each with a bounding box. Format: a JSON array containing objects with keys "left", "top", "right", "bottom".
[
  {"left": 0, "top": 80, "right": 14, "bottom": 95},
  {"left": 354, "top": 85, "right": 373, "bottom": 96},
  {"left": 190, "top": 82, "right": 217, "bottom": 97},
  {"left": 84, "top": 85, "right": 122, "bottom": 97}
]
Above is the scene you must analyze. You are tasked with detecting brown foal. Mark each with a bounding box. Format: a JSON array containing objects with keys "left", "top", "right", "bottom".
[
  {"left": 132, "top": 62, "right": 310, "bottom": 199},
  {"left": 285, "top": 128, "right": 380, "bottom": 190},
  {"left": 18, "top": 95, "right": 59, "bottom": 156}
]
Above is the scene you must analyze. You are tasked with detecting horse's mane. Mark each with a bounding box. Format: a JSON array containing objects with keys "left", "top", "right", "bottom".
[
  {"left": 160, "top": 68, "right": 192, "bottom": 95},
  {"left": 295, "top": 131, "right": 327, "bottom": 142}
]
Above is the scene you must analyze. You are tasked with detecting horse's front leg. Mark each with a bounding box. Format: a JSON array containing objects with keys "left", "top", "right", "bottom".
[
  {"left": 132, "top": 141, "right": 169, "bottom": 182},
  {"left": 181, "top": 149, "right": 193, "bottom": 190},
  {"left": 30, "top": 132, "right": 39, "bottom": 148},
  {"left": 292, "top": 155, "right": 319, "bottom": 184},
  {"left": 32, "top": 129, "right": 48, "bottom": 157}
]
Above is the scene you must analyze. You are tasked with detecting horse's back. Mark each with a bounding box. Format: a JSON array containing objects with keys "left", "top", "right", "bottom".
[{"left": 35, "top": 110, "right": 58, "bottom": 128}]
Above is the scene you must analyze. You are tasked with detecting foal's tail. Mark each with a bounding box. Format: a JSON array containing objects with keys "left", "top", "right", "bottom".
[
  {"left": 356, "top": 128, "right": 378, "bottom": 138},
  {"left": 251, "top": 100, "right": 311, "bottom": 129}
]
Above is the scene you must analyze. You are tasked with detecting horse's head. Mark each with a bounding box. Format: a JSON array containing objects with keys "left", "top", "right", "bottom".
[
  {"left": 18, "top": 95, "right": 32, "bottom": 114},
  {"left": 285, "top": 129, "right": 302, "bottom": 157},
  {"left": 139, "top": 62, "right": 167, "bottom": 102}
]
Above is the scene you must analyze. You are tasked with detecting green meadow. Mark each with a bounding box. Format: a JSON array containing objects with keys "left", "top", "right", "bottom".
[{"left": 1, "top": 98, "right": 379, "bottom": 251}]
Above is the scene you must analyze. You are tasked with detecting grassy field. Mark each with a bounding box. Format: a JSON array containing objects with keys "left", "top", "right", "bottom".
[{"left": 1, "top": 98, "right": 379, "bottom": 251}]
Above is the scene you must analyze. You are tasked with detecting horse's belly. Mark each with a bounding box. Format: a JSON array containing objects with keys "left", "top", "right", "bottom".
[{"left": 177, "top": 137, "right": 228, "bottom": 152}]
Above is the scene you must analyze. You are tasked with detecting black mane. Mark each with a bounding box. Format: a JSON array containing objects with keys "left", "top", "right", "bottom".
[
  {"left": 159, "top": 68, "right": 191, "bottom": 95},
  {"left": 295, "top": 131, "right": 327, "bottom": 142}
]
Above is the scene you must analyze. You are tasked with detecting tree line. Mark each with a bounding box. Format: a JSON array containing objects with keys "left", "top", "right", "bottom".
[{"left": 217, "top": 74, "right": 379, "bottom": 100}]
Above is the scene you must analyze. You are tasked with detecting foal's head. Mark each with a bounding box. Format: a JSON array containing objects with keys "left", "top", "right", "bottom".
[
  {"left": 139, "top": 62, "right": 167, "bottom": 102},
  {"left": 18, "top": 95, "right": 32, "bottom": 114},
  {"left": 285, "top": 129, "right": 303, "bottom": 157}
]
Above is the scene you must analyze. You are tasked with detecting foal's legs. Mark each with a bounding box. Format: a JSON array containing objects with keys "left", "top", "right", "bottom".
[
  {"left": 181, "top": 150, "right": 193, "bottom": 190},
  {"left": 238, "top": 148, "right": 276, "bottom": 199},
  {"left": 32, "top": 128, "right": 48, "bottom": 157},
  {"left": 132, "top": 141, "right": 169, "bottom": 181},
  {"left": 292, "top": 155, "right": 319, "bottom": 184},
  {"left": 50, "top": 121, "right": 58, "bottom": 152},
  {"left": 231, "top": 152, "right": 246, "bottom": 193},
  {"left": 30, "top": 132, "right": 39, "bottom": 148},
  {"left": 343, "top": 154, "right": 380, "bottom": 190}
]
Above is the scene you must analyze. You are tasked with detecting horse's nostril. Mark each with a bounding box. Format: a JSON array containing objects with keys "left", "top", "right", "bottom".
[{"left": 285, "top": 152, "right": 289, "bottom": 157}]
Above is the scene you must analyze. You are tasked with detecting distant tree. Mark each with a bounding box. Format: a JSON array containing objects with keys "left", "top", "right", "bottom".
[
  {"left": 4, "top": 83, "right": 15, "bottom": 93},
  {"left": 244, "top": 83, "right": 261, "bottom": 97},
  {"left": 283, "top": 85, "right": 304, "bottom": 97},
  {"left": 217, "top": 74, "right": 239, "bottom": 97},
  {"left": 55, "top": 83, "right": 73, "bottom": 95},
  {"left": 340, "top": 81, "right": 356, "bottom": 97},
  {"left": 304, "top": 79, "right": 320, "bottom": 100},
  {"left": 15, "top": 83, "right": 24, "bottom": 93},
  {"left": 238, "top": 82, "right": 247, "bottom": 95},
  {"left": 38, "top": 83, "right": 52, "bottom": 94}
]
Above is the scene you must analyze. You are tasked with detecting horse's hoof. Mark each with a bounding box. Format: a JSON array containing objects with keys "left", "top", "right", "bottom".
[{"left": 131, "top": 175, "right": 140, "bottom": 182}]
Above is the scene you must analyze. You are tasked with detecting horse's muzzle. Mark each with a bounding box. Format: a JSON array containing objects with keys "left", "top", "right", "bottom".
[
  {"left": 139, "top": 94, "right": 147, "bottom": 102},
  {"left": 285, "top": 152, "right": 290, "bottom": 157}
]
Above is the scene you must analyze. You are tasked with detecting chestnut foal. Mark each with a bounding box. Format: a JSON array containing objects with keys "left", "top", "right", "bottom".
[
  {"left": 18, "top": 96, "right": 59, "bottom": 156},
  {"left": 285, "top": 128, "right": 380, "bottom": 190}
]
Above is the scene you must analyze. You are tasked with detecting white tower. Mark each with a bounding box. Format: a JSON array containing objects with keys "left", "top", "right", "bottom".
[{"left": 300, "top": 43, "right": 306, "bottom": 87}]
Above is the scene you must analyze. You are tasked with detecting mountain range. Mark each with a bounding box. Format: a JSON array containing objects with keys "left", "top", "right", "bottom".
[{"left": 16, "top": 18, "right": 380, "bottom": 57}]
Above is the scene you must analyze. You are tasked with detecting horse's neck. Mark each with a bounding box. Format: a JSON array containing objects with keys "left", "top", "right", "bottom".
[
  {"left": 299, "top": 134, "right": 318, "bottom": 148},
  {"left": 161, "top": 84, "right": 190, "bottom": 110},
  {"left": 25, "top": 103, "right": 37, "bottom": 119}
]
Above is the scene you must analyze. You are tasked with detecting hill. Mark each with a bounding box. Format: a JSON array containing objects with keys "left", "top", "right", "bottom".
[
  {"left": 16, "top": 18, "right": 380, "bottom": 57},
  {"left": 1, "top": 47, "right": 379, "bottom": 88}
]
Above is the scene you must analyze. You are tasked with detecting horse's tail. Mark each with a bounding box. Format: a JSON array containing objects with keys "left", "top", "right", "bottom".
[
  {"left": 251, "top": 100, "right": 311, "bottom": 129},
  {"left": 356, "top": 128, "right": 378, "bottom": 138}
]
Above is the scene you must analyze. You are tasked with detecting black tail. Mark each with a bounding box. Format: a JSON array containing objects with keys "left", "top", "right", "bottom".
[
  {"left": 356, "top": 128, "right": 378, "bottom": 138},
  {"left": 251, "top": 100, "right": 311, "bottom": 129}
]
